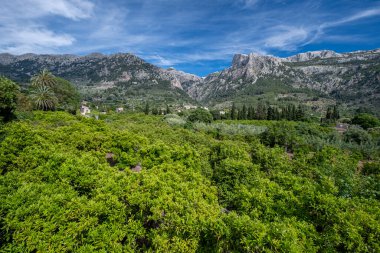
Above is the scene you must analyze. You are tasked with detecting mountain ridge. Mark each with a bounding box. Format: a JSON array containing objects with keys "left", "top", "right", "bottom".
[{"left": 0, "top": 49, "right": 379, "bottom": 112}]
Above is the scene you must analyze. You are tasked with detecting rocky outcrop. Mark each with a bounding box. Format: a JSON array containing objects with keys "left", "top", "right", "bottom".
[{"left": 187, "top": 49, "right": 380, "bottom": 108}]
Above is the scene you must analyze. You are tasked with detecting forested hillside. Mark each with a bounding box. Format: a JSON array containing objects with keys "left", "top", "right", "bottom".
[{"left": 1, "top": 111, "right": 379, "bottom": 252}]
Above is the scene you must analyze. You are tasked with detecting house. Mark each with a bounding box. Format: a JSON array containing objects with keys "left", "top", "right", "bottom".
[
  {"left": 335, "top": 123, "right": 349, "bottom": 132},
  {"left": 184, "top": 105, "right": 197, "bottom": 110},
  {"left": 80, "top": 105, "right": 90, "bottom": 115},
  {"left": 116, "top": 107, "right": 124, "bottom": 113}
]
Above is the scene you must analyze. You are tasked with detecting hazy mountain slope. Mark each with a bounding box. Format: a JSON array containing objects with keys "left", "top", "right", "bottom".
[{"left": 0, "top": 53, "right": 202, "bottom": 106}]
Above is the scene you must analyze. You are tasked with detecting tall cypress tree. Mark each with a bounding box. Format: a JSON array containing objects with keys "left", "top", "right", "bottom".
[
  {"left": 332, "top": 105, "right": 340, "bottom": 120},
  {"left": 257, "top": 102, "right": 266, "bottom": 120},
  {"left": 267, "top": 107, "right": 274, "bottom": 120},
  {"left": 296, "top": 104, "right": 305, "bottom": 121},
  {"left": 326, "top": 107, "right": 332, "bottom": 120},
  {"left": 166, "top": 104, "right": 171, "bottom": 114},
  {"left": 144, "top": 102, "right": 150, "bottom": 115},
  {"left": 241, "top": 105, "right": 247, "bottom": 120},
  {"left": 274, "top": 107, "right": 280, "bottom": 120},
  {"left": 231, "top": 103, "right": 237, "bottom": 120}
]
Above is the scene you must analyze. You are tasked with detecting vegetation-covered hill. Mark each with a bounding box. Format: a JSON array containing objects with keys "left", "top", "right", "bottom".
[
  {"left": 1, "top": 49, "right": 379, "bottom": 114},
  {"left": 0, "top": 111, "right": 379, "bottom": 252},
  {"left": 0, "top": 53, "right": 200, "bottom": 107}
]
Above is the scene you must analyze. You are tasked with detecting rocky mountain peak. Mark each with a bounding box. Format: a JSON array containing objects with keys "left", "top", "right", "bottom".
[{"left": 285, "top": 50, "right": 342, "bottom": 62}]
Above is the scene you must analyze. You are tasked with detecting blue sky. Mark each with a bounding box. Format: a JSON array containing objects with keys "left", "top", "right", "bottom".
[{"left": 0, "top": 0, "right": 379, "bottom": 76}]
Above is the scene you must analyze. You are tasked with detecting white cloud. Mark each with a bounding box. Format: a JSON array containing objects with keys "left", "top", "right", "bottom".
[
  {"left": 0, "top": 26, "right": 75, "bottom": 54},
  {"left": 0, "top": 0, "right": 93, "bottom": 54},
  {"left": 35, "top": 0, "right": 94, "bottom": 20},
  {"left": 323, "top": 8, "right": 380, "bottom": 28},
  {"left": 145, "top": 55, "right": 179, "bottom": 66},
  {"left": 264, "top": 26, "right": 309, "bottom": 51},
  {"left": 304, "top": 7, "right": 380, "bottom": 46},
  {"left": 0, "top": 0, "right": 94, "bottom": 20}
]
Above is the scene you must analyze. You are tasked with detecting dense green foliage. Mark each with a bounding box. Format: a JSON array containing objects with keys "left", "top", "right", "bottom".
[
  {"left": 31, "top": 69, "right": 57, "bottom": 88},
  {"left": 0, "top": 77, "right": 20, "bottom": 122},
  {"left": 224, "top": 103, "right": 307, "bottom": 121},
  {"left": 29, "top": 85, "right": 58, "bottom": 111},
  {"left": 351, "top": 113, "right": 380, "bottom": 129},
  {"left": 187, "top": 108, "right": 213, "bottom": 123},
  {"left": 28, "top": 71, "right": 80, "bottom": 113},
  {"left": 53, "top": 77, "right": 81, "bottom": 113},
  {"left": 0, "top": 112, "right": 379, "bottom": 252}
]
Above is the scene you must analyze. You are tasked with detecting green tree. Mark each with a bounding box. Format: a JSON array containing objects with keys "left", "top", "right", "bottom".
[
  {"left": 241, "top": 105, "right": 247, "bottom": 120},
  {"left": 152, "top": 107, "right": 159, "bottom": 115},
  {"left": 351, "top": 113, "right": 380, "bottom": 130},
  {"left": 247, "top": 106, "right": 255, "bottom": 120},
  {"left": 31, "top": 69, "right": 57, "bottom": 88},
  {"left": 295, "top": 104, "right": 305, "bottom": 121},
  {"left": 187, "top": 108, "right": 213, "bottom": 123},
  {"left": 144, "top": 102, "right": 150, "bottom": 115},
  {"left": 0, "top": 77, "right": 20, "bottom": 121},
  {"left": 53, "top": 77, "right": 80, "bottom": 114},
  {"left": 332, "top": 105, "right": 340, "bottom": 120},
  {"left": 230, "top": 103, "right": 237, "bottom": 120},
  {"left": 29, "top": 86, "right": 58, "bottom": 111},
  {"left": 343, "top": 126, "right": 372, "bottom": 145},
  {"left": 166, "top": 104, "right": 171, "bottom": 114}
]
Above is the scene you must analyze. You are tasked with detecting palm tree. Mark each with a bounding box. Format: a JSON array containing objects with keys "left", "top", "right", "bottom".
[
  {"left": 31, "top": 69, "right": 57, "bottom": 88},
  {"left": 29, "top": 86, "right": 58, "bottom": 111}
]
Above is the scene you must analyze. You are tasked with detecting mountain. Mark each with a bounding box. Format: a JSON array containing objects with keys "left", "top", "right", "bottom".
[
  {"left": 187, "top": 49, "right": 380, "bottom": 113},
  {"left": 1, "top": 49, "right": 379, "bottom": 113},
  {"left": 0, "top": 53, "right": 202, "bottom": 106}
]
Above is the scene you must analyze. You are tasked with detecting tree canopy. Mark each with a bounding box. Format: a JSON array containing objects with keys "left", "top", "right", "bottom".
[
  {"left": 0, "top": 112, "right": 379, "bottom": 252},
  {"left": 0, "top": 76, "right": 20, "bottom": 122}
]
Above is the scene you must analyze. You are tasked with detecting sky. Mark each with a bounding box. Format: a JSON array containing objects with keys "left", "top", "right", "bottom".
[{"left": 0, "top": 0, "right": 379, "bottom": 76}]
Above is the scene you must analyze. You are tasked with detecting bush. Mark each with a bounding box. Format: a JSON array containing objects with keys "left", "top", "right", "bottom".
[
  {"left": 351, "top": 113, "right": 380, "bottom": 130},
  {"left": 187, "top": 108, "right": 213, "bottom": 123},
  {"left": 0, "top": 76, "right": 20, "bottom": 122},
  {"left": 343, "top": 126, "right": 372, "bottom": 145}
]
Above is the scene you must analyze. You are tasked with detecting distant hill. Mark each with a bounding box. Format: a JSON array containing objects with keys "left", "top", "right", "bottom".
[
  {"left": 1, "top": 49, "right": 379, "bottom": 113},
  {"left": 0, "top": 53, "right": 201, "bottom": 107}
]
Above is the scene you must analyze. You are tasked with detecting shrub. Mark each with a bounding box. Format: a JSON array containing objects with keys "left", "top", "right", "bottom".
[
  {"left": 187, "top": 108, "right": 213, "bottom": 123},
  {"left": 351, "top": 113, "right": 380, "bottom": 130},
  {"left": 0, "top": 76, "right": 20, "bottom": 122}
]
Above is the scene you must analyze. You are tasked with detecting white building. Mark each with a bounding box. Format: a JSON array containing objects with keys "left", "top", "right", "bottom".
[
  {"left": 116, "top": 107, "right": 124, "bottom": 113},
  {"left": 80, "top": 105, "right": 91, "bottom": 115},
  {"left": 184, "top": 105, "right": 197, "bottom": 110}
]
